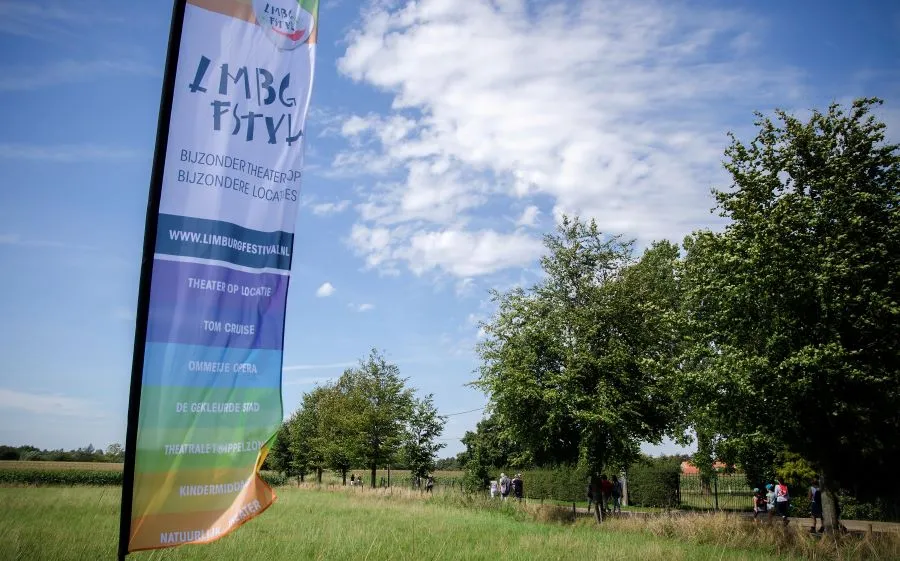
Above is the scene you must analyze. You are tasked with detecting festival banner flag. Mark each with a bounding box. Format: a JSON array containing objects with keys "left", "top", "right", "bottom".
[{"left": 119, "top": 0, "right": 318, "bottom": 556}]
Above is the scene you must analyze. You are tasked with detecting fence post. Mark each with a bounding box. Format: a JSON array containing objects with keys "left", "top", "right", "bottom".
[{"left": 713, "top": 477, "right": 719, "bottom": 511}]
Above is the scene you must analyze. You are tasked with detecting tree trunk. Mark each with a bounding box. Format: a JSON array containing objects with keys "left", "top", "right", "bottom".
[
  {"left": 300, "top": 473, "right": 305, "bottom": 483},
  {"left": 820, "top": 471, "right": 841, "bottom": 535},
  {"left": 590, "top": 475, "right": 604, "bottom": 524},
  {"left": 342, "top": 468, "right": 347, "bottom": 486},
  {"left": 370, "top": 463, "right": 377, "bottom": 489},
  {"left": 316, "top": 467, "right": 322, "bottom": 484}
]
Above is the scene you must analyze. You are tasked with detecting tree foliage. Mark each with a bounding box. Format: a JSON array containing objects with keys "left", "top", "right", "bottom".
[
  {"left": 272, "top": 349, "right": 446, "bottom": 488},
  {"left": 402, "top": 394, "right": 446, "bottom": 479},
  {"left": 458, "top": 414, "right": 527, "bottom": 473},
  {"left": 340, "top": 349, "right": 417, "bottom": 487},
  {"left": 474, "top": 218, "right": 685, "bottom": 519},
  {"left": 679, "top": 98, "right": 900, "bottom": 532}
]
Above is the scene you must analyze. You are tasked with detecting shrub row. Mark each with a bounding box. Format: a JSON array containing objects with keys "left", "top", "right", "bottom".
[
  {"left": 0, "top": 468, "right": 288, "bottom": 488},
  {"left": 625, "top": 458, "right": 681, "bottom": 508},
  {"left": 518, "top": 466, "right": 590, "bottom": 503},
  {"left": 0, "top": 468, "right": 123, "bottom": 486}
]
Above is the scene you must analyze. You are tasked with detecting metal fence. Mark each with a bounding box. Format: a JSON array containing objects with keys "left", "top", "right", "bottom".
[{"left": 678, "top": 473, "right": 755, "bottom": 511}]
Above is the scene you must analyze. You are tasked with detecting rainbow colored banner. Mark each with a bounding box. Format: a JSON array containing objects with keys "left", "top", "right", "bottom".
[{"left": 121, "top": 0, "right": 318, "bottom": 554}]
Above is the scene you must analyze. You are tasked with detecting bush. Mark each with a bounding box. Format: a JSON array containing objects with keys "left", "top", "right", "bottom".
[
  {"left": 260, "top": 471, "right": 287, "bottom": 487},
  {"left": 626, "top": 457, "right": 681, "bottom": 508},
  {"left": 838, "top": 493, "right": 900, "bottom": 522},
  {"left": 519, "top": 466, "right": 589, "bottom": 502},
  {"left": 0, "top": 468, "right": 122, "bottom": 486},
  {"left": 1, "top": 468, "right": 291, "bottom": 488}
]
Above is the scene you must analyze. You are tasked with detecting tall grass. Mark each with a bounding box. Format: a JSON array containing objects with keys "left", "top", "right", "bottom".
[
  {"left": 1, "top": 485, "right": 787, "bottom": 561},
  {"left": 590, "top": 512, "right": 900, "bottom": 561}
]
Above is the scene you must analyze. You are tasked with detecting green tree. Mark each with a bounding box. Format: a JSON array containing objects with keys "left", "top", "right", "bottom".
[
  {"left": 267, "top": 413, "right": 296, "bottom": 476},
  {"left": 458, "top": 414, "right": 527, "bottom": 487},
  {"left": 475, "top": 218, "right": 685, "bottom": 521},
  {"left": 459, "top": 415, "right": 528, "bottom": 470},
  {"left": 680, "top": 98, "right": 900, "bottom": 533},
  {"left": 104, "top": 443, "right": 125, "bottom": 462},
  {"left": 716, "top": 433, "right": 778, "bottom": 490},
  {"left": 290, "top": 386, "right": 329, "bottom": 483},
  {"left": 340, "top": 349, "right": 415, "bottom": 488},
  {"left": 318, "top": 380, "right": 362, "bottom": 485},
  {"left": 402, "top": 394, "right": 446, "bottom": 480}
]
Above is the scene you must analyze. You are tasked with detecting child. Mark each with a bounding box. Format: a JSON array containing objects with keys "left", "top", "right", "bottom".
[
  {"left": 753, "top": 488, "right": 767, "bottom": 521},
  {"left": 765, "top": 483, "right": 777, "bottom": 520}
]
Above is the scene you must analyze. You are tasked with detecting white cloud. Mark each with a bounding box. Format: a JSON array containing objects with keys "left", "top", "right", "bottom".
[
  {"left": 357, "top": 303, "right": 375, "bottom": 312},
  {"left": 400, "top": 229, "right": 544, "bottom": 277},
  {"left": 455, "top": 277, "right": 476, "bottom": 297},
  {"left": 0, "top": 389, "right": 106, "bottom": 418},
  {"left": 315, "top": 282, "right": 336, "bottom": 297},
  {"left": 515, "top": 205, "right": 540, "bottom": 228},
  {"left": 335, "top": 0, "right": 803, "bottom": 278},
  {"left": 348, "top": 223, "right": 397, "bottom": 271},
  {"left": 349, "top": 224, "right": 543, "bottom": 276},
  {"left": 310, "top": 200, "right": 351, "bottom": 216}
]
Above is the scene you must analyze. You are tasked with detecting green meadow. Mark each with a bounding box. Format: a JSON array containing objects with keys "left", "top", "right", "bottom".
[
  {"left": 0, "top": 485, "right": 790, "bottom": 561},
  {"left": 4, "top": 485, "right": 899, "bottom": 561}
]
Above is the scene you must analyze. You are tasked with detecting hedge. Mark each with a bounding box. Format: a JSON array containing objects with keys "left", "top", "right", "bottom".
[
  {"left": 519, "top": 466, "right": 590, "bottom": 502},
  {"left": 0, "top": 468, "right": 123, "bottom": 486},
  {"left": 474, "top": 466, "right": 589, "bottom": 502},
  {"left": 626, "top": 458, "right": 681, "bottom": 508},
  {"left": 0, "top": 468, "right": 288, "bottom": 488}
]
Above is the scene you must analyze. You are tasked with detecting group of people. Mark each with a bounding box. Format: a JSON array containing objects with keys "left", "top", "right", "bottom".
[
  {"left": 753, "top": 477, "right": 824, "bottom": 532},
  {"left": 348, "top": 473, "right": 435, "bottom": 492},
  {"left": 587, "top": 474, "right": 623, "bottom": 514},
  {"left": 489, "top": 473, "right": 524, "bottom": 500}
]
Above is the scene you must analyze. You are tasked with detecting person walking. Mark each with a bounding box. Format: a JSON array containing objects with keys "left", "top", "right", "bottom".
[
  {"left": 774, "top": 478, "right": 791, "bottom": 525},
  {"left": 599, "top": 475, "right": 613, "bottom": 514},
  {"left": 512, "top": 473, "right": 524, "bottom": 501},
  {"left": 611, "top": 475, "right": 623, "bottom": 514},
  {"left": 809, "top": 480, "right": 823, "bottom": 532},
  {"left": 765, "top": 483, "right": 777, "bottom": 521},
  {"left": 499, "top": 473, "right": 511, "bottom": 500}
]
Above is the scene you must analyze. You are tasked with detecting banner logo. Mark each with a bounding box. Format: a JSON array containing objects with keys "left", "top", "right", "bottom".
[{"left": 254, "top": 0, "right": 316, "bottom": 50}]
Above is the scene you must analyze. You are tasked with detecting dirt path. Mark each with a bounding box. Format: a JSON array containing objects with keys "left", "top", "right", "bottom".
[{"left": 550, "top": 502, "right": 900, "bottom": 533}]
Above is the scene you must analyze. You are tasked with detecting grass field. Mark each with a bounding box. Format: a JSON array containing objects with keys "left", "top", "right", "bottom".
[{"left": 1, "top": 485, "right": 800, "bottom": 561}]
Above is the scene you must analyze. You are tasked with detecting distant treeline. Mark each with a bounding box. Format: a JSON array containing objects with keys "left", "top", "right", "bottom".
[{"left": 0, "top": 443, "right": 124, "bottom": 463}]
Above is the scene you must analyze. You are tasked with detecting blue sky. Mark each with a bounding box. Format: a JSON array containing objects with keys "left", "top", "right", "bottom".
[{"left": 0, "top": 0, "right": 897, "bottom": 459}]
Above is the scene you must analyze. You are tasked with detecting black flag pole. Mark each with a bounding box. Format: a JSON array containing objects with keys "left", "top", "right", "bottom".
[{"left": 117, "top": 0, "right": 188, "bottom": 559}]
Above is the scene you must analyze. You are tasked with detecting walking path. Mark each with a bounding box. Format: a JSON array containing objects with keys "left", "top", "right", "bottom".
[{"left": 563, "top": 504, "right": 900, "bottom": 533}]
